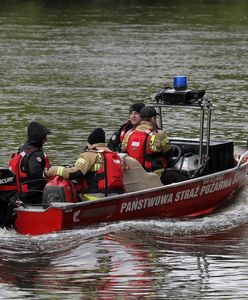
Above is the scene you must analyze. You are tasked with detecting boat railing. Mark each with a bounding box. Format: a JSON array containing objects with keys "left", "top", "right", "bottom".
[{"left": 151, "top": 94, "right": 212, "bottom": 169}]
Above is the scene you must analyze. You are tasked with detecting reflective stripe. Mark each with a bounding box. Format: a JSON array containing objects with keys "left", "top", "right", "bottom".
[
  {"left": 120, "top": 130, "right": 126, "bottom": 138},
  {"left": 75, "top": 158, "right": 87, "bottom": 165},
  {"left": 149, "top": 135, "right": 155, "bottom": 145},
  {"left": 145, "top": 129, "right": 152, "bottom": 135},
  {"left": 131, "top": 141, "right": 140, "bottom": 147},
  {"left": 91, "top": 153, "right": 102, "bottom": 172},
  {"left": 91, "top": 164, "right": 100, "bottom": 172},
  {"left": 57, "top": 166, "right": 65, "bottom": 177},
  {"left": 20, "top": 151, "right": 26, "bottom": 157},
  {"left": 161, "top": 136, "right": 170, "bottom": 146},
  {"left": 149, "top": 134, "right": 157, "bottom": 152},
  {"left": 83, "top": 194, "right": 100, "bottom": 201},
  {"left": 98, "top": 153, "right": 103, "bottom": 162},
  {"left": 121, "top": 131, "right": 130, "bottom": 150},
  {"left": 113, "top": 159, "right": 121, "bottom": 164},
  {"left": 153, "top": 168, "right": 164, "bottom": 176}
]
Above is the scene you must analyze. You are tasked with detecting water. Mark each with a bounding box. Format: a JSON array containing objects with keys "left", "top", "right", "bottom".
[{"left": 1, "top": 0, "right": 248, "bottom": 298}]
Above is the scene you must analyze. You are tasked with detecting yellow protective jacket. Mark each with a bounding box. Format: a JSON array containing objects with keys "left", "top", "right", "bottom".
[{"left": 45, "top": 143, "right": 108, "bottom": 179}]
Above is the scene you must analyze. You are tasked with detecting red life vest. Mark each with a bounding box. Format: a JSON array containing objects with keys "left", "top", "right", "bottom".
[
  {"left": 119, "top": 122, "right": 133, "bottom": 143},
  {"left": 126, "top": 128, "right": 166, "bottom": 172},
  {"left": 8, "top": 147, "right": 50, "bottom": 193},
  {"left": 119, "top": 127, "right": 128, "bottom": 143},
  {"left": 84, "top": 150, "right": 124, "bottom": 195}
]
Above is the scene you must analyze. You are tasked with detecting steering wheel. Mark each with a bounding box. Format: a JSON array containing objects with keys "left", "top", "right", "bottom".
[{"left": 167, "top": 144, "right": 183, "bottom": 167}]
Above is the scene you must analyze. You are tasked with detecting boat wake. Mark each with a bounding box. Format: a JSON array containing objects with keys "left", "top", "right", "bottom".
[{"left": 57, "top": 185, "right": 248, "bottom": 238}]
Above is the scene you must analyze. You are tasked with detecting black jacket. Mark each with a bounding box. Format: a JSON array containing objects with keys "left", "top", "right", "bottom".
[
  {"left": 19, "top": 121, "right": 50, "bottom": 204},
  {"left": 107, "top": 121, "right": 133, "bottom": 152}
]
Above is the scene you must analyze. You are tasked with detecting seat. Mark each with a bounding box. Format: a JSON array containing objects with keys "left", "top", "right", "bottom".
[{"left": 122, "top": 155, "right": 163, "bottom": 193}]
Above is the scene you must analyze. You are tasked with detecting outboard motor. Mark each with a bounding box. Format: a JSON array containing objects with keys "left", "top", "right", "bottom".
[
  {"left": 42, "top": 176, "right": 83, "bottom": 207},
  {"left": 0, "top": 168, "right": 17, "bottom": 227}
]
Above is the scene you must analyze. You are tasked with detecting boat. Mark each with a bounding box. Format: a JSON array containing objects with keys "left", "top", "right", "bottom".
[{"left": 2, "top": 77, "right": 248, "bottom": 235}]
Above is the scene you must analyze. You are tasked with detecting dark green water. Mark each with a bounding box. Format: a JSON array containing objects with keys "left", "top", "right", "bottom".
[{"left": 1, "top": 0, "right": 248, "bottom": 299}]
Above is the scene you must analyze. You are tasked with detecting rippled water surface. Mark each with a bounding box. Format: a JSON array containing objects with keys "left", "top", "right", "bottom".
[{"left": 1, "top": 0, "right": 248, "bottom": 299}]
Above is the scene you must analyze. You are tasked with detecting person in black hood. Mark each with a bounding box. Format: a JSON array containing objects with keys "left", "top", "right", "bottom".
[
  {"left": 27, "top": 121, "right": 51, "bottom": 147},
  {"left": 9, "top": 121, "right": 51, "bottom": 204}
]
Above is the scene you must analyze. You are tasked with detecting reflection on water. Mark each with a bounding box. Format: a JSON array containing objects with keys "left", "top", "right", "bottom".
[
  {"left": 1, "top": 0, "right": 248, "bottom": 299},
  {"left": 2, "top": 218, "right": 248, "bottom": 299}
]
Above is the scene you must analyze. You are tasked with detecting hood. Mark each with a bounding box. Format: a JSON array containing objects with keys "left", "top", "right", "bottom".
[{"left": 27, "top": 121, "right": 51, "bottom": 147}]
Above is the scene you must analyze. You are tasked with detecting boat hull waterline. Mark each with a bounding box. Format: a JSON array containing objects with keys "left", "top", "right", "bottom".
[{"left": 15, "top": 162, "right": 248, "bottom": 235}]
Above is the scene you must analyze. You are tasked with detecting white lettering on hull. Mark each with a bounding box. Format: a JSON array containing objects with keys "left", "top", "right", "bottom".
[
  {"left": 175, "top": 186, "right": 200, "bottom": 201},
  {"left": 232, "top": 170, "right": 246, "bottom": 184},
  {"left": 119, "top": 170, "right": 247, "bottom": 214},
  {"left": 200, "top": 178, "right": 232, "bottom": 195},
  {"left": 120, "top": 194, "right": 173, "bottom": 213},
  {"left": 73, "top": 210, "right": 80, "bottom": 222}
]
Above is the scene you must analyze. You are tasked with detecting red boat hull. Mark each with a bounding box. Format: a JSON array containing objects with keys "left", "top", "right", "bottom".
[{"left": 15, "top": 163, "right": 248, "bottom": 235}]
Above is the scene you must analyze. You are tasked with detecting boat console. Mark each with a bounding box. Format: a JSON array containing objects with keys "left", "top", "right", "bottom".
[{"left": 169, "top": 138, "right": 234, "bottom": 176}]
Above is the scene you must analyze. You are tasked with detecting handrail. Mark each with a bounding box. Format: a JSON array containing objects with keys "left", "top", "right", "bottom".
[
  {"left": 152, "top": 98, "right": 212, "bottom": 169},
  {"left": 237, "top": 150, "right": 248, "bottom": 168}
]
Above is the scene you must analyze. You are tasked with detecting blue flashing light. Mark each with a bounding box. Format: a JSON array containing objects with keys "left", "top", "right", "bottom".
[{"left": 173, "top": 76, "right": 187, "bottom": 90}]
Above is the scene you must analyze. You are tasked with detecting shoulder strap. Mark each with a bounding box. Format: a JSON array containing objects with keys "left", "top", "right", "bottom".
[
  {"left": 101, "top": 152, "right": 108, "bottom": 197},
  {"left": 143, "top": 130, "right": 153, "bottom": 167}
]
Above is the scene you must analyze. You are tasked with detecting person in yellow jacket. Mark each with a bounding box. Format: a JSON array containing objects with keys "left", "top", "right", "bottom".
[
  {"left": 45, "top": 128, "right": 124, "bottom": 199},
  {"left": 121, "top": 106, "right": 175, "bottom": 184}
]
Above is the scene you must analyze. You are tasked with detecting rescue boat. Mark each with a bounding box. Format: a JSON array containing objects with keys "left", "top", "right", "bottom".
[{"left": 2, "top": 77, "right": 248, "bottom": 235}]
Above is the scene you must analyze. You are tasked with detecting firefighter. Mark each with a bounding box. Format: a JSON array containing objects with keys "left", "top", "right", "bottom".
[
  {"left": 8, "top": 121, "right": 51, "bottom": 204},
  {"left": 45, "top": 128, "right": 124, "bottom": 200},
  {"left": 107, "top": 102, "right": 145, "bottom": 152},
  {"left": 121, "top": 106, "right": 174, "bottom": 184}
]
